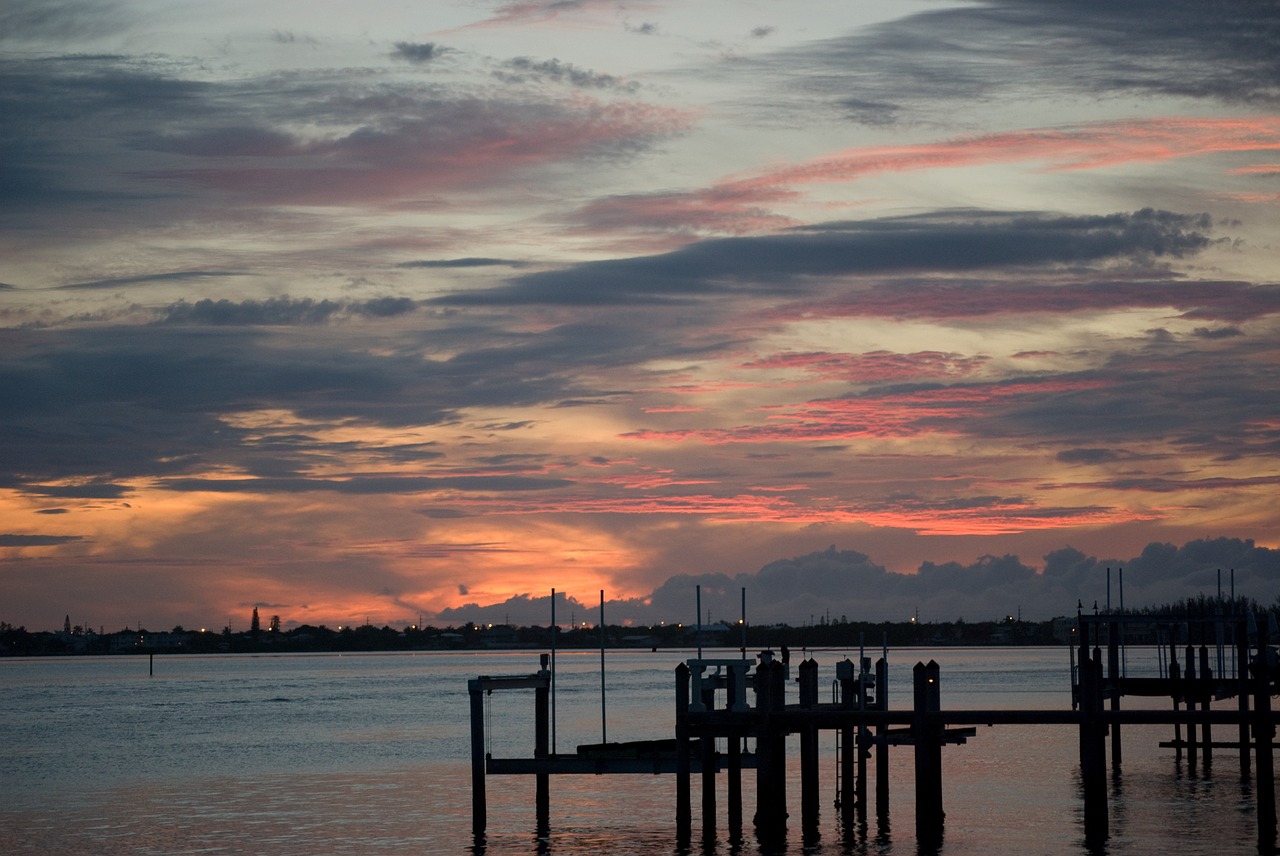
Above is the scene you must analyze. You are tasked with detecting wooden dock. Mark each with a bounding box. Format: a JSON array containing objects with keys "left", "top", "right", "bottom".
[{"left": 469, "top": 612, "right": 1280, "bottom": 853}]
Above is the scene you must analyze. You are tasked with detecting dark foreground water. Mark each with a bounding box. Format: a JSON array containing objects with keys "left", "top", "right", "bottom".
[{"left": 1, "top": 647, "right": 1269, "bottom": 854}]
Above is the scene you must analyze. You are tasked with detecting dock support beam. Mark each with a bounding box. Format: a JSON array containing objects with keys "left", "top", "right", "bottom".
[
  {"left": 1255, "top": 613, "right": 1276, "bottom": 854},
  {"left": 799, "top": 658, "right": 820, "bottom": 842},
  {"left": 1108, "top": 619, "right": 1122, "bottom": 766},
  {"left": 753, "top": 659, "right": 787, "bottom": 844},
  {"left": 675, "top": 663, "right": 692, "bottom": 845},
  {"left": 469, "top": 680, "right": 486, "bottom": 837},
  {"left": 701, "top": 681, "right": 717, "bottom": 845},
  {"left": 726, "top": 667, "right": 743, "bottom": 844},
  {"left": 913, "top": 660, "right": 944, "bottom": 850},
  {"left": 1079, "top": 651, "right": 1108, "bottom": 846},
  {"left": 535, "top": 668, "right": 550, "bottom": 834},
  {"left": 1238, "top": 618, "right": 1252, "bottom": 779},
  {"left": 876, "top": 657, "right": 889, "bottom": 822}
]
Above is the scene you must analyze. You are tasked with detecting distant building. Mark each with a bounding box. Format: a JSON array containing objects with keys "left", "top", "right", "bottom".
[{"left": 1051, "top": 616, "right": 1078, "bottom": 644}]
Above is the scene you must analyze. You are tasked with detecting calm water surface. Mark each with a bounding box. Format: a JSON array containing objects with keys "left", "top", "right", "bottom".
[{"left": 0, "top": 647, "right": 1268, "bottom": 854}]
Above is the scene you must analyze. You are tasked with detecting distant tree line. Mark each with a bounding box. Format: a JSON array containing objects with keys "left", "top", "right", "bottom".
[{"left": 3, "top": 596, "right": 1276, "bottom": 657}]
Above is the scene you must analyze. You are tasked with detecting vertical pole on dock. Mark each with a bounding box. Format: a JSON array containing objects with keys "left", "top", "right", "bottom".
[
  {"left": 675, "top": 663, "right": 692, "bottom": 844},
  {"left": 696, "top": 584, "right": 703, "bottom": 660},
  {"left": 468, "top": 679, "right": 487, "bottom": 836},
  {"left": 701, "top": 680, "right": 717, "bottom": 845},
  {"left": 1199, "top": 644, "right": 1212, "bottom": 765},
  {"left": 1169, "top": 642, "right": 1182, "bottom": 761},
  {"left": 1253, "top": 612, "right": 1276, "bottom": 854},
  {"left": 913, "top": 660, "right": 943, "bottom": 850},
  {"left": 726, "top": 667, "right": 743, "bottom": 844},
  {"left": 875, "top": 657, "right": 890, "bottom": 820},
  {"left": 799, "top": 658, "right": 820, "bottom": 841},
  {"left": 1108, "top": 618, "right": 1122, "bottom": 766},
  {"left": 550, "top": 588, "right": 557, "bottom": 755},
  {"left": 599, "top": 590, "right": 607, "bottom": 745},
  {"left": 754, "top": 660, "right": 787, "bottom": 843},
  {"left": 837, "top": 661, "right": 855, "bottom": 824},
  {"left": 1237, "top": 617, "right": 1251, "bottom": 778},
  {"left": 1079, "top": 651, "right": 1108, "bottom": 846},
  {"left": 535, "top": 667, "right": 550, "bottom": 834},
  {"left": 1185, "top": 646, "right": 1198, "bottom": 766}
]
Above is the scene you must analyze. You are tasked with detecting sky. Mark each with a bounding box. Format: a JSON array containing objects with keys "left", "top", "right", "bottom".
[{"left": 2, "top": 0, "right": 1279, "bottom": 633}]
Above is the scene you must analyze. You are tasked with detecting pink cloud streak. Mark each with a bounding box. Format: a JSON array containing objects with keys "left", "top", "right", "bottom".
[{"left": 575, "top": 116, "right": 1280, "bottom": 236}]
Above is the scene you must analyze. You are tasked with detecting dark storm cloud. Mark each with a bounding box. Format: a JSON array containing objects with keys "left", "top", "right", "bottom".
[
  {"left": 158, "top": 475, "right": 572, "bottom": 494},
  {"left": 396, "top": 258, "right": 526, "bottom": 269},
  {"left": 0, "top": 51, "right": 687, "bottom": 226},
  {"left": 0, "top": 0, "right": 133, "bottom": 43},
  {"left": 438, "top": 210, "right": 1218, "bottom": 305},
  {"left": 392, "top": 42, "right": 445, "bottom": 64},
  {"left": 0, "top": 534, "right": 86, "bottom": 547},
  {"left": 58, "top": 271, "right": 247, "bottom": 290},
  {"left": 740, "top": 0, "right": 1280, "bottom": 125},
  {"left": 495, "top": 58, "right": 638, "bottom": 91},
  {"left": 963, "top": 337, "right": 1280, "bottom": 459},
  {"left": 18, "top": 482, "right": 133, "bottom": 499},
  {"left": 1056, "top": 448, "right": 1127, "bottom": 465},
  {"left": 449, "top": 539, "right": 1280, "bottom": 626},
  {"left": 0, "top": 313, "right": 704, "bottom": 488},
  {"left": 157, "top": 296, "right": 417, "bottom": 325}
]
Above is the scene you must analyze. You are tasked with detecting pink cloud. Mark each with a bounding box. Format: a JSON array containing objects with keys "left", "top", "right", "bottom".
[
  {"left": 621, "top": 378, "right": 1110, "bottom": 444},
  {"left": 137, "top": 100, "right": 693, "bottom": 207},
  {"left": 443, "top": 0, "right": 638, "bottom": 32},
  {"left": 570, "top": 116, "right": 1280, "bottom": 236}
]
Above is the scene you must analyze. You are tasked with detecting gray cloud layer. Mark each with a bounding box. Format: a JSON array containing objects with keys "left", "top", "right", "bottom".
[{"left": 440, "top": 538, "right": 1280, "bottom": 626}]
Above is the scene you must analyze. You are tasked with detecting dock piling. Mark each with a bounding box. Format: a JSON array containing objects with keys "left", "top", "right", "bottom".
[
  {"left": 799, "top": 658, "right": 821, "bottom": 841},
  {"left": 535, "top": 664, "right": 550, "bottom": 834},
  {"left": 469, "top": 679, "right": 487, "bottom": 836},
  {"left": 1199, "top": 644, "right": 1213, "bottom": 766},
  {"left": 1078, "top": 651, "right": 1108, "bottom": 846},
  {"left": 913, "top": 660, "right": 944, "bottom": 849},
  {"left": 875, "top": 657, "right": 889, "bottom": 821},
  {"left": 1254, "top": 613, "right": 1276, "bottom": 854},
  {"left": 675, "top": 663, "right": 692, "bottom": 844}
]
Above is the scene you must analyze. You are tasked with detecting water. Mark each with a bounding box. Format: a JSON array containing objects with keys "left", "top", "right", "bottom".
[{"left": 0, "top": 647, "right": 1268, "bottom": 854}]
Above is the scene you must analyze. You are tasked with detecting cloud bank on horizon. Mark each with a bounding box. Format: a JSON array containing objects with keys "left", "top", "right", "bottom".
[{"left": 1, "top": 0, "right": 1278, "bottom": 631}]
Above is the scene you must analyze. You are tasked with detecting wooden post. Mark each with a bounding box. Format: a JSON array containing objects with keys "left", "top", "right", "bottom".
[
  {"left": 535, "top": 668, "right": 550, "bottom": 834},
  {"left": 726, "top": 666, "right": 743, "bottom": 844},
  {"left": 838, "top": 662, "right": 855, "bottom": 829},
  {"left": 1238, "top": 617, "right": 1251, "bottom": 778},
  {"left": 1199, "top": 644, "right": 1212, "bottom": 765},
  {"left": 799, "top": 658, "right": 820, "bottom": 841},
  {"left": 1108, "top": 619, "right": 1122, "bottom": 766},
  {"left": 701, "top": 682, "right": 717, "bottom": 844},
  {"left": 468, "top": 679, "right": 487, "bottom": 836},
  {"left": 753, "top": 660, "right": 787, "bottom": 843},
  {"left": 913, "top": 660, "right": 944, "bottom": 849},
  {"left": 876, "top": 657, "right": 889, "bottom": 822},
  {"left": 675, "top": 663, "right": 692, "bottom": 844},
  {"left": 1079, "top": 652, "right": 1108, "bottom": 846},
  {"left": 1185, "top": 646, "right": 1198, "bottom": 766},
  {"left": 1254, "top": 613, "right": 1276, "bottom": 854},
  {"left": 1169, "top": 644, "right": 1182, "bottom": 762}
]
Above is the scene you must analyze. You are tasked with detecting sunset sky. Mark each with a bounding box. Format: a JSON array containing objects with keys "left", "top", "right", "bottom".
[{"left": 3, "top": 0, "right": 1279, "bottom": 633}]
